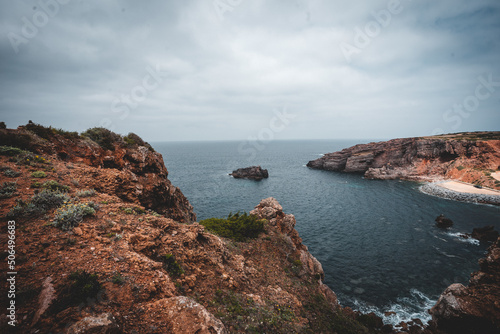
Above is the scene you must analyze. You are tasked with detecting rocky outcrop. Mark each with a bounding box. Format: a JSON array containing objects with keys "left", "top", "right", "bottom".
[
  {"left": 307, "top": 133, "right": 500, "bottom": 190},
  {"left": 435, "top": 214, "right": 453, "bottom": 228},
  {"left": 230, "top": 166, "right": 269, "bottom": 180},
  {"left": 65, "top": 313, "right": 120, "bottom": 334},
  {"left": 471, "top": 226, "right": 499, "bottom": 242},
  {"left": 429, "top": 237, "right": 500, "bottom": 333},
  {"left": 0, "top": 125, "right": 195, "bottom": 223},
  {"left": 143, "top": 297, "right": 227, "bottom": 333}
]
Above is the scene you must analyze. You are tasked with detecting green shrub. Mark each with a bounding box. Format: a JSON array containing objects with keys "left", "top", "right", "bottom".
[
  {"left": 0, "top": 146, "right": 23, "bottom": 156},
  {"left": 0, "top": 182, "right": 17, "bottom": 198},
  {"left": 68, "top": 270, "right": 102, "bottom": 302},
  {"left": 199, "top": 212, "right": 266, "bottom": 242},
  {"left": 81, "top": 127, "right": 122, "bottom": 151},
  {"left": 42, "top": 180, "right": 70, "bottom": 192},
  {"left": 111, "top": 273, "right": 125, "bottom": 285},
  {"left": 3, "top": 168, "right": 21, "bottom": 178},
  {"left": 52, "top": 202, "right": 97, "bottom": 230},
  {"left": 7, "top": 190, "right": 69, "bottom": 217},
  {"left": 121, "top": 206, "right": 146, "bottom": 215},
  {"left": 76, "top": 189, "right": 96, "bottom": 198},
  {"left": 457, "top": 165, "right": 465, "bottom": 171},
  {"left": 31, "top": 171, "right": 47, "bottom": 178},
  {"left": 0, "top": 121, "right": 6, "bottom": 129},
  {"left": 162, "top": 253, "right": 184, "bottom": 277},
  {"left": 14, "top": 151, "right": 49, "bottom": 166}
]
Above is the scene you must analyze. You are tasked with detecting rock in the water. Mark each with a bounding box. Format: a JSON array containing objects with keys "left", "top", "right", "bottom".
[
  {"left": 230, "top": 166, "right": 269, "bottom": 180},
  {"left": 435, "top": 214, "right": 453, "bottom": 228},
  {"left": 471, "top": 225, "right": 499, "bottom": 242},
  {"left": 65, "top": 313, "right": 119, "bottom": 334}
]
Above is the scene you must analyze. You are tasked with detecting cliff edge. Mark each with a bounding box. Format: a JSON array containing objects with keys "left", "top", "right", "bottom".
[
  {"left": 428, "top": 237, "right": 500, "bottom": 334},
  {"left": 0, "top": 124, "right": 383, "bottom": 333},
  {"left": 307, "top": 132, "right": 500, "bottom": 190}
]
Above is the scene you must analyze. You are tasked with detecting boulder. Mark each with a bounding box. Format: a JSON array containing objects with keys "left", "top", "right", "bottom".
[
  {"left": 429, "top": 238, "right": 500, "bottom": 333},
  {"left": 435, "top": 214, "right": 453, "bottom": 228},
  {"left": 65, "top": 313, "right": 119, "bottom": 334},
  {"left": 471, "top": 225, "right": 499, "bottom": 242},
  {"left": 230, "top": 166, "right": 268, "bottom": 180}
]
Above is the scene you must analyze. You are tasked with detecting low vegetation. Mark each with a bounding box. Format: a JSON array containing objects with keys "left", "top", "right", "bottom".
[
  {"left": 52, "top": 201, "right": 98, "bottom": 230},
  {"left": 2, "top": 167, "right": 21, "bottom": 177},
  {"left": 0, "top": 181, "right": 17, "bottom": 198},
  {"left": 199, "top": 212, "right": 266, "bottom": 242},
  {"left": 31, "top": 171, "right": 47, "bottom": 178},
  {"left": 25, "top": 121, "right": 79, "bottom": 140},
  {"left": 8, "top": 190, "right": 70, "bottom": 217},
  {"left": 76, "top": 189, "right": 96, "bottom": 198},
  {"left": 42, "top": 180, "right": 70, "bottom": 192},
  {"left": 81, "top": 127, "right": 123, "bottom": 151},
  {"left": 162, "top": 253, "right": 184, "bottom": 277}
]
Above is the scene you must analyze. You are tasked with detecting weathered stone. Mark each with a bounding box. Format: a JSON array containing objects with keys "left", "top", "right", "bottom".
[
  {"left": 65, "top": 313, "right": 119, "bottom": 334},
  {"left": 230, "top": 166, "right": 269, "bottom": 180},
  {"left": 145, "top": 296, "right": 227, "bottom": 334},
  {"left": 435, "top": 214, "right": 454, "bottom": 228}
]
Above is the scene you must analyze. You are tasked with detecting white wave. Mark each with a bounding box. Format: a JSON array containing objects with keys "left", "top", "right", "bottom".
[
  {"left": 349, "top": 289, "right": 436, "bottom": 328},
  {"left": 446, "top": 232, "right": 480, "bottom": 245}
]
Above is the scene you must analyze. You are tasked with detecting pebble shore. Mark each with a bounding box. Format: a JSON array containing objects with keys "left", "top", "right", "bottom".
[{"left": 420, "top": 182, "right": 500, "bottom": 205}]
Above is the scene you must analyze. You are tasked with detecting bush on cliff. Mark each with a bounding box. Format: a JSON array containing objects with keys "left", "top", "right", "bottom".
[
  {"left": 82, "top": 127, "right": 123, "bottom": 151},
  {"left": 123, "top": 132, "right": 155, "bottom": 152},
  {"left": 8, "top": 190, "right": 70, "bottom": 217},
  {"left": 199, "top": 212, "right": 265, "bottom": 242},
  {"left": 52, "top": 201, "right": 98, "bottom": 230},
  {"left": 24, "top": 121, "right": 79, "bottom": 140}
]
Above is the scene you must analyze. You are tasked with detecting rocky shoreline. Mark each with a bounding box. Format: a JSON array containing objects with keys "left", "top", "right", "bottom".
[{"left": 420, "top": 182, "right": 500, "bottom": 206}]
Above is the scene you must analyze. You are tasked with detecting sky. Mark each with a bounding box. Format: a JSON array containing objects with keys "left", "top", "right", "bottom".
[{"left": 1, "top": 0, "right": 499, "bottom": 142}]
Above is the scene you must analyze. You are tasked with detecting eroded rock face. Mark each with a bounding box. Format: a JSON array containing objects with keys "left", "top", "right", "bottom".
[
  {"left": 429, "top": 237, "right": 500, "bottom": 334},
  {"left": 306, "top": 134, "right": 500, "bottom": 189},
  {"left": 230, "top": 166, "right": 269, "bottom": 180},
  {"left": 0, "top": 127, "right": 196, "bottom": 223}
]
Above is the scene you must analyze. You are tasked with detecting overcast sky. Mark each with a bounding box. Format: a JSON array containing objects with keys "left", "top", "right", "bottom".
[{"left": 1, "top": 0, "right": 499, "bottom": 142}]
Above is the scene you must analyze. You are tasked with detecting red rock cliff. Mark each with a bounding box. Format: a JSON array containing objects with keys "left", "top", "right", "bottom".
[{"left": 307, "top": 132, "right": 500, "bottom": 189}]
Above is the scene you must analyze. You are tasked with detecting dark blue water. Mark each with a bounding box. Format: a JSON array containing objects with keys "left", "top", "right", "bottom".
[{"left": 154, "top": 140, "right": 500, "bottom": 324}]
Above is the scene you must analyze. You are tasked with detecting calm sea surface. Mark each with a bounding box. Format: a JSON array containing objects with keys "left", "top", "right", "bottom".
[{"left": 154, "top": 140, "right": 500, "bottom": 325}]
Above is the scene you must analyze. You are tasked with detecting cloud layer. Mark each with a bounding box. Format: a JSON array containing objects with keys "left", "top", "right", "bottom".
[{"left": 1, "top": 0, "right": 499, "bottom": 141}]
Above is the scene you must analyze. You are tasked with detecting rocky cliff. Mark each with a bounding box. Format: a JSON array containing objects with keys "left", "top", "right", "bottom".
[
  {"left": 0, "top": 124, "right": 384, "bottom": 333},
  {"left": 0, "top": 124, "right": 195, "bottom": 223},
  {"left": 307, "top": 132, "right": 500, "bottom": 189},
  {"left": 428, "top": 237, "right": 500, "bottom": 334}
]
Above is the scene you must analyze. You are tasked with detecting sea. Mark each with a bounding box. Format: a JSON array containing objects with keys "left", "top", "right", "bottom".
[{"left": 153, "top": 139, "right": 500, "bottom": 326}]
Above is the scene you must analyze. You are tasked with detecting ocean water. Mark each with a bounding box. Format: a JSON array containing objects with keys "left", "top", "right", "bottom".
[{"left": 154, "top": 140, "right": 500, "bottom": 326}]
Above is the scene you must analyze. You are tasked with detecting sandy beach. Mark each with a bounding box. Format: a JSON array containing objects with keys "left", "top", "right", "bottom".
[
  {"left": 492, "top": 171, "right": 500, "bottom": 182},
  {"left": 437, "top": 181, "right": 500, "bottom": 195}
]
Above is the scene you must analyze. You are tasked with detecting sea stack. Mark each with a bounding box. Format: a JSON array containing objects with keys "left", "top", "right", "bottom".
[{"left": 230, "top": 166, "right": 269, "bottom": 180}]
